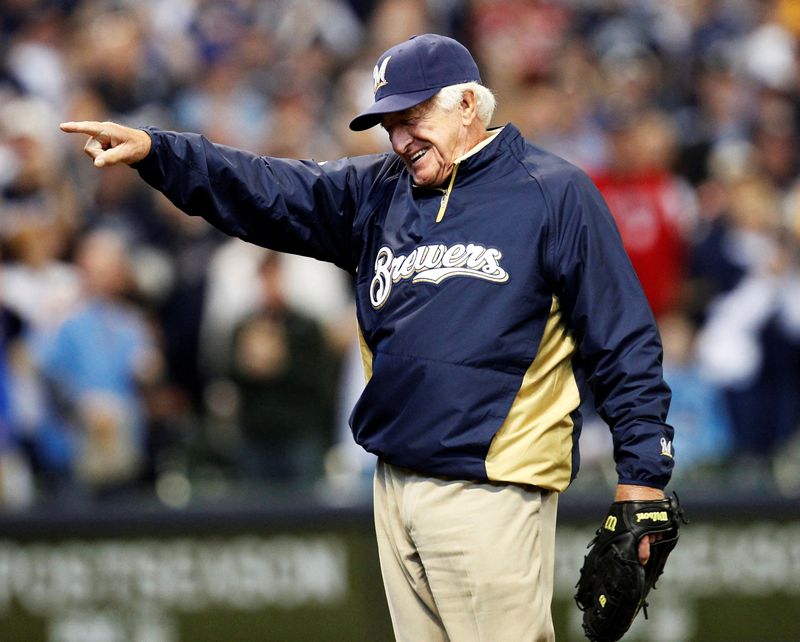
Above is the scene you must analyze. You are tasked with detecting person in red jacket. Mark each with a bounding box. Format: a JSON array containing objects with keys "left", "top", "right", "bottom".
[{"left": 592, "top": 109, "right": 697, "bottom": 319}]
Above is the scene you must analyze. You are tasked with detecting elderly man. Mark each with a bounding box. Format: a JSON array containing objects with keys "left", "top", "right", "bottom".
[{"left": 62, "top": 34, "right": 674, "bottom": 642}]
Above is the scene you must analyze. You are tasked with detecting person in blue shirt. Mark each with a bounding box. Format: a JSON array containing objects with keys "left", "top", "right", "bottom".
[{"left": 37, "top": 228, "right": 162, "bottom": 493}]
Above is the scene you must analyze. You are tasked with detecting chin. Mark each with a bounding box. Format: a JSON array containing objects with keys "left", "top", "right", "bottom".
[
  {"left": 411, "top": 170, "right": 438, "bottom": 187},
  {"left": 409, "top": 170, "right": 424, "bottom": 184}
]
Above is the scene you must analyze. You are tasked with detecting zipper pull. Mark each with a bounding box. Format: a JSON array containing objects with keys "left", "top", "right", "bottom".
[{"left": 435, "top": 163, "right": 459, "bottom": 223}]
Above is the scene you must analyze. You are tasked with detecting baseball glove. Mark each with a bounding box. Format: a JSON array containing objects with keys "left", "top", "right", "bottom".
[{"left": 574, "top": 493, "right": 685, "bottom": 642}]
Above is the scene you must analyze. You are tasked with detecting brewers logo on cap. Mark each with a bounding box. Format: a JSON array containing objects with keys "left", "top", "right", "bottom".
[{"left": 373, "top": 56, "right": 391, "bottom": 94}]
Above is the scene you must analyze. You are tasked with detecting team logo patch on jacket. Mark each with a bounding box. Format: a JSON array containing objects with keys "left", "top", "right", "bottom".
[{"left": 369, "top": 243, "right": 509, "bottom": 309}]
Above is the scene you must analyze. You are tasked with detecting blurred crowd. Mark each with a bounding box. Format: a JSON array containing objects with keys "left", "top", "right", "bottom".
[{"left": 1, "top": 0, "right": 800, "bottom": 509}]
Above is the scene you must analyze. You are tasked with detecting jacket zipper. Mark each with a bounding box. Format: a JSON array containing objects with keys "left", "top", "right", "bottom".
[{"left": 435, "top": 162, "right": 459, "bottom": 223}]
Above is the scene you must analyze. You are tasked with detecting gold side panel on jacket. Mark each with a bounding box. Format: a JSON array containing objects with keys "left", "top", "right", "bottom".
[
  {"left": 357, "top": 323, "right": 374, "bottom": 382},
  {"left": 485, "top": 296, "right": 580, "bottom": 492}
]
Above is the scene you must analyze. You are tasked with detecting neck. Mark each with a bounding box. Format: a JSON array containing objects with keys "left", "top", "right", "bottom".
[{"left": 461, "top": 124, "right": 490, "bottom": 154}]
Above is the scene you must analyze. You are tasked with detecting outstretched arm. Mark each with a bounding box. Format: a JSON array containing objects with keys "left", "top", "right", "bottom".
[
  {"left": 60, "top": 122, "right": 372, "bottom": 271},
  {"left": 60, "top": 121, "right": 152, "bottom": 168}
]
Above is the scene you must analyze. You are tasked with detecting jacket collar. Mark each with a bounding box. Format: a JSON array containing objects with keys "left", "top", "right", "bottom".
[{"left": 456, "top": 123, "right": 521, "bottom": 172}]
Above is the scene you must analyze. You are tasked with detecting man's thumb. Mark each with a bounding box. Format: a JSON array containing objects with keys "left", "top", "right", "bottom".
[{"left": 94, "top": 145, "right": 126, "bottom": 168}]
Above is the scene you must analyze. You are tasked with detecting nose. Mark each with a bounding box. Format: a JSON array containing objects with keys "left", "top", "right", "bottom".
[{"left": 389, "top": 126, "right": 411, "bottom": 154}]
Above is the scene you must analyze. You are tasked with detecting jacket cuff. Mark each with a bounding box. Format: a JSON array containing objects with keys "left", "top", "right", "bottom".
[
  {"left": 614, "top": 427, "right": 675, "bottom": 489},
  {"left": 130, "top": 126, "right": 160, "bottom": 173}
]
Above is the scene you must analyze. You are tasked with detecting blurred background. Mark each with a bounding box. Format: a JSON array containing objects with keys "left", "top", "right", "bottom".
[{"left": 0, "top": 0, "right": 799, "bottom": 640}]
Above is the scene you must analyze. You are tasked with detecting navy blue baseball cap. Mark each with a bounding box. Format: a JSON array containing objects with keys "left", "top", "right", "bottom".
[{"left": 349, "top": 34, "right": 482, "bottom": 131}]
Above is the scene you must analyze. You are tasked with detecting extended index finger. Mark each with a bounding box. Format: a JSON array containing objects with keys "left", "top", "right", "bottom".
[{"left": 59, "top": 120, "right": 105, "bottom": 136}]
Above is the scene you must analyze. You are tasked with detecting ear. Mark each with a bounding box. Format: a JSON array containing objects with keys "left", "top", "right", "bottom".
[{"left": 459, "top": 89, "right": 479, "bottom": 126}]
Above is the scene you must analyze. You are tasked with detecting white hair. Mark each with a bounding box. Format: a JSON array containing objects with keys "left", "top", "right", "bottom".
[{"left": 434, "top": 82, "right": 497, "bottom": 126}]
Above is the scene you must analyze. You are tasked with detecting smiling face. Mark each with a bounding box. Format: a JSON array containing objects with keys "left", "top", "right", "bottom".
[{"left": 381, "top": 92, "right": 485, "bottom": 188}]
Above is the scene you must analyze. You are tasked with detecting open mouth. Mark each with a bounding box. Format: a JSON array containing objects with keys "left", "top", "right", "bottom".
[{"left": 410, "top": 148, "right": 428, "bottom": 164}]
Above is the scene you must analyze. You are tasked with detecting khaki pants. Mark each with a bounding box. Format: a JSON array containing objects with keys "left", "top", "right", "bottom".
[{"left": 373, "top": 460, "right": 558, "bottom": 642}]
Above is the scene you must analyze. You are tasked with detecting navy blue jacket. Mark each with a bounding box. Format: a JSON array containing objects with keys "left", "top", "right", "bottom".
[{"left": 135, "top": 123, "right": 674, "bottom": 491}]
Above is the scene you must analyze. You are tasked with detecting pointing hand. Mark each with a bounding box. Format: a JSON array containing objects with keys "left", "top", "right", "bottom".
[{"left": 59, "top": 120, "right": 152, "bottom": 168}]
